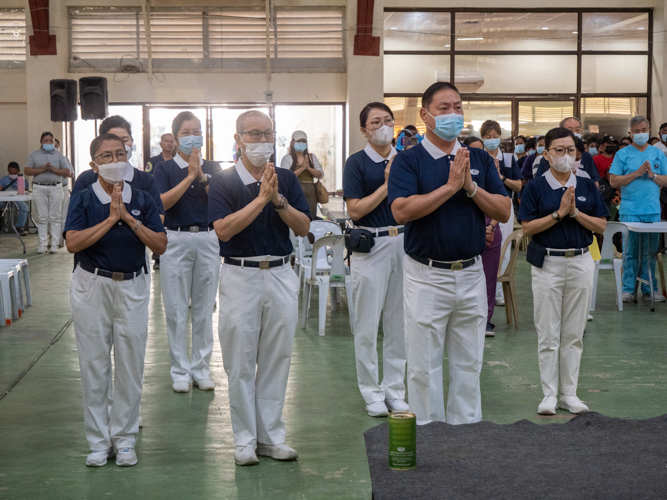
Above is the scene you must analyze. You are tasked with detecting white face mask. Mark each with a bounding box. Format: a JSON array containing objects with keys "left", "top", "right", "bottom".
[
  {"left": 242, "top": 140, "right": 274, "bottom": 167},
  {"left": 125, "top": 143, "right": 133, "bottom": 161},
  {"left": 552, "top": 154, "right": 575, "bottom": 173},
  {"left": 366, "top": 125, "right": 394, "bottom": 146},
  {"left": 96, "top": 161, "right": 129, "bottom": 184}
]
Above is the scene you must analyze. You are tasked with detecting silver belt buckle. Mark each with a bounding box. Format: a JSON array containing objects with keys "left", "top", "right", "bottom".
[
  {"left": 388, "top": 227, "right": 399, "bottom": 237},
  {"left": 565, "top": 250, "right": 575, "bottom": 258},
  {"left": 451, "top": 261, "right": 464, "bottom": 271},
  {"left": 190, "top": 226, "right": 200, "bottom": 233},
  {"left": 112, "top": 272, "right": 125, "bottom": 281},
  {"left": 259, "top": 261, "right": 270, "bottom": 270}
]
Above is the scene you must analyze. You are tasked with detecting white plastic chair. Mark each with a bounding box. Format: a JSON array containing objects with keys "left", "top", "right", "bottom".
[
  {"left": 297, "top": 220, "right": 342, "bottom": 286},
  {"left": 0, "top": 267, "right": 20, "bottom": 325},
  {"left": 301, "top": 234, "right": 354, "bottom": 336},
  {"left": 593, "top": 222, "right": 628, "bottom": 311},
  {"left": 0, "top": 258, "right": 31, "bottom": 307}
]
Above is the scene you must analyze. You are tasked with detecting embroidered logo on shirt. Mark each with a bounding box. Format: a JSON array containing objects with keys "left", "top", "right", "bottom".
[
  {"left": 577, "top": 196, "right": 586, "bottom": 202},
  {"left": 131, "top": 209, "right": 141, "bottom": 216},
  {"left": 470, "top": 169, "right": 479, "bottom": 175}
]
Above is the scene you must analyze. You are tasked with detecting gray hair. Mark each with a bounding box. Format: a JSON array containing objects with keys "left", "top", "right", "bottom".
[
  {"left": 629, "top": 115, "right": 649, "bottom": 130},
  {"left": 559, "top": 116, "right": 582, "bottom": 128},
  {"left": 236, "top": 110, "right": 272, "bottom": 134}
]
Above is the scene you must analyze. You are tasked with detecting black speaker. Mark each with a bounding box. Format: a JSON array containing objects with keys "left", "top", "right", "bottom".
[
  {"left": 50, "top": 79, "right": 78, "bottom": 122},
  {"left": 79, "top": 77, "right": 108, "bottom": 120}
]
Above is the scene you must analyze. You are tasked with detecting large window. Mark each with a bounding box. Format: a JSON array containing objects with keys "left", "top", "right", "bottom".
[
  {"left": 384, "top": 8, "right": 652, "bottom": 139},
  {"left": 0, "top": 8, "right": 26, "bottom": 69},
  {"left": 69, "top": 7, "right": 345, "bottom": 72}
]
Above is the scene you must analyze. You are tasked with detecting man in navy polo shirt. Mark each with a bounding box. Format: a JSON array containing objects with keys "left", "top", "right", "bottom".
[
  {"left": 388, "top": 82, "right": 511, "bottom": 426},
  {"left": 154, "top": 111, "right": 222, "bottom": 394},
  {"left": 65, "top": 133, "right": 166, "bottom": 467},
  {"left": 209, "top": 110, "right": 310, "bottom": 466},
  {"left": 145, "top": 133, "right": 175, "bottom": 175}
]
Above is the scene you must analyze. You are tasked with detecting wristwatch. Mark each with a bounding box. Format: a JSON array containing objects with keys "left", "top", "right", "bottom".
[
  {"left": 501, "top": 174, "right": 507, "bottom": 182},
  {"left": 199, "top": 175, "right": 210, "bottom": 187},
  {"left": 551, "top": 211, "right": 562, "bottom": 222},
  {"left": 274, "top": 194, "right": 289, "bottom": 210}
]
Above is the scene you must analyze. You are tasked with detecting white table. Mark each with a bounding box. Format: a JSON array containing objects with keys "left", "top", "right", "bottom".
[
  {"left": 0, "top": 194, "right": 32, "bottom": 254},
  {"left": 623, "top": 222, "right": 667, "bottom": 312}
]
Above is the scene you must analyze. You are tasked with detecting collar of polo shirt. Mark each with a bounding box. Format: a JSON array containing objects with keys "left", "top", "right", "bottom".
[
  {"left": 364, "top": 143, "right": 397, "bottom": 163},
  {"left": 544, "top": 169, "right": 577, "bottom": 191},
  {"left": 92, "top": 180, "right": 132, "bottom": 204},
  {"left": 421, "top": 136, "right": 461, "bottom": 160},
  {"left": 174, "top": 153, "right": 204, "bottom": 169},
  {"left": 235, "top": 159, "right": 262, "bottom": 186}
]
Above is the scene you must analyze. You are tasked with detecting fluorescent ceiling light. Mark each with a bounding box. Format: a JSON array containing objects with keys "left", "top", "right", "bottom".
[
  {"left": 541, "top": 27, "right": 549, "bottom": 30},
  {"left": 457, "top": 37, "right": 483, "bottom": 41},
  {"left": 390, "top": 27, "right": 397, "bottom": 30}
]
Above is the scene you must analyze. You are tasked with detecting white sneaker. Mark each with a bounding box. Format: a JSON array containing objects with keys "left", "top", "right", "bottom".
[
  {"left": 193, "top": 379, "right": 215, "bottom": 391},
  {"left": 622, "top": 293, "right": 634, "bottom": 303},
  {"left": 485, "top": 329, "right": 495, "bottom": 337},
  {"left": 537, "top": 396, "right": 557, "bottom": 415},
  {"left": 115, "top": 447, "right": 138, "bottom": 467},
  {"left": 257, "top": 442, "right": 298, "bottom": 461},
  {"left": 495, "top": 298, "right": 505, "bottom": 306},
  {"left": 86, "top": 448, "right": 115, "bottom": 467},
  {"left": 385, "top": 399, "right": 409, "bottom": 413},
  {"left": 366, "top": 401, "right": 389, "bottom": 417},
  {"left": 37, "top": 246, "right": 47, "bottom": 254},
  {"left": 587, "top": 314, "right": 593, "bottom": 321},
  {"left": 559, "top": 395, "right": 589, "bottom": 414},
  {"left": 49, "top": 246, "right": 59, "bottom": 254},
  {"left": 643, "top": 293, "right": 666, "bottom": 302},
  {"left": 235, "top": 445, "right": 259, "bottom": 466},
  {"left": 173, "top": 381, "right": 190, "bottom": 393},
  {"left": 139, "top": 416, "right": 143, "bottom": 428}
]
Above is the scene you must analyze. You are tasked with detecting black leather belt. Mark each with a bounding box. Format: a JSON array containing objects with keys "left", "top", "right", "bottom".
[
  {"left": 34, "top": 182, "right": 64, "bottom": 186},
  {"left": 410, "top": 255, "right": 478, "bottom": 271},
  {"left": 224, "top": 256, "right": 290, "bottom": 269},
  {"left": 166, "top": 225, "right": 210, "bottom": 233},
  {"left": 546, "top": 248, "right": 589, "bottom": 257},
  {"left": 78, "top": 262, "right": 147, "bottom": 281}
]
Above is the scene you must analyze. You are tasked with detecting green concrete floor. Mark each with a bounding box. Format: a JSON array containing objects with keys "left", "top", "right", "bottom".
[{"left": 0, "top": 233, "right": 666, "bottom": 500}]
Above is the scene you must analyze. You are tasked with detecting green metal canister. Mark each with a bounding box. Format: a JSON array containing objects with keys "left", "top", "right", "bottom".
[{"left": 388, "top": 412, "right": 416, "bottom": 470}]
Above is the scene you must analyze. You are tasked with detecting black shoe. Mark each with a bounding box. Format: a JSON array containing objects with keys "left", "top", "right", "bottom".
[{"left": 153, "top": 261, "right": 160, "bottom": 270}]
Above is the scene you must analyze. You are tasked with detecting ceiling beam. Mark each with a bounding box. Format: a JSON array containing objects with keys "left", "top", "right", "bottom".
[{"left": 28, "top": 0, "right": 57, "bottom": 56}]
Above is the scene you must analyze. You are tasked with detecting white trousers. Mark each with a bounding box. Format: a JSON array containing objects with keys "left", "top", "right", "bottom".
[
  {"left": 70, "top": 266, "right": 149, "bottom": 450},
  {"left": 32, "top": 184, "right": 63, "bottom": 248},
  {"left": 496, "top": 209, "right": 515, "bottom": 300},
  {"left": 59, "top": 184, "right": 70, "bottom": 245},
  {"left": 161, "top": 230, "right": 220, "bottom": 384},
  {"left": 218, "top": 262, "right": 300, "bottom": 447},
  {"left": 351, "top": 234, "right": 406, "bottom": 404},
  {"left": 403, "top": 256, "right": 487, "bottom": 426},
  {"left": 531, "top": 253, "right": 594, "bottom": 398}
]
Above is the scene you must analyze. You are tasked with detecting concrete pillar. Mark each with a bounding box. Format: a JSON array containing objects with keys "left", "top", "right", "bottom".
[{"left": 652, "top": 0, "right": 667, "bottom": 131}]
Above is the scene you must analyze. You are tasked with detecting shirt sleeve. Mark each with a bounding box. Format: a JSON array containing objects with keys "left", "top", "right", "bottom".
[
  {"left": 284, "top": 170, "right": 311, "bottom": 219},
  {"left": 508, "top": 155, "right": 523, "bottom": 180},
  {"left": 25, "top": 153, "right": 35, "bottom": 169},
  {"left": 153, "top": 162, "right": 170, "bottom": 194},
  {"left": 342, "top": 155, "right": 365, "bottom": 200},
  {"left": 280, "top": 155, "right": 292, "bottom": 169},
  {"left": 140, "top": 194, "right": 166, "bottom": 233},
  {"left": 582, "top": 153, "right": 600, "bottom": 182},
  {"left": 208, "top": 172, "right": 235, "bottom": 225},
  {"left": 312, "top": 155, "right": 324, "bottom": 178},
  {"left": 144, "top": 176, "right": 165, "bottom": 215},
  {"left": 521, "top": 156, "right": 535, "bottom": 181},
  {"left": 587, "top": 181, "right": 611, "bottom": 218},
  {"left": 64, "top": 191, "right": 88, "bottom": 234},
  {"left": 387, "top": 153, "right": 418, "bottom": 205},
  {"left": 517, "top": 182, "right": 540, "bottom": 222},
  {"left": 204, "top": 160, "right": 222, "bottom": 177},
  {"left": 482, "top": 151, "right": 509, "bottom": 196},
  {"left": 609, "top": 152, "right": 623, "bottom": 176},
  {"left": 658, "top": 150, "right": 667, "bottom": 175}
]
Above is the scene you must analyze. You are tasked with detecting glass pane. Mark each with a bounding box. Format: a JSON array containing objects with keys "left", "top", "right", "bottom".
[
  {"left": 384, "top": 54, "right": 450, "bottom": 94},
  {"left": 581, "top": 97, "right": 647, "bottom": 139},
  {"left": 384, "top": 97, "right": 426, "bottom": 138},
  {"left": 455, "top": 55, "right": 577, "bottom": 94},
  {"left": 149, "top": 107, "right": 207, "bottom": 163},
  {"left": 462, "top": 101, "right": 512, "bottom": 141},
  {"left": 109, "top": 105, "right": 143, "bottom": 171},
  {"left": 582, "top": 12, "right": 649, "bottom": 51},
  {"left": 455, "top": 12, "right": 577, "bottom": 51},
  {"left": 73, "top": 119, "right": 97, "bottom": 177},
  {"left": 518, "top": 101, "right": 574, "bottom": 137},
  {"left": 581, "top": 55, "right": 647, "bottom": 94},
  {"left": 211, "top": 107, "right": 269, "bottom": 166},
  {"left": 383, "top": 12, "right": 451, "bottom": 51},
  {"left": 275, "top": 105, "right": 344, "bottom": 191}
]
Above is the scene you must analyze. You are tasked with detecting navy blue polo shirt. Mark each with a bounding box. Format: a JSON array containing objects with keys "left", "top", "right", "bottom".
[
  {"left": 73, "top": 166, "right": 165, "bottom": 215},
  {"left": 536, "top": 151, "right": 600, "bottom": 182},
  {"left": 495, "top": 151, "right": 523, "bottom": 197},
  {"left": 518, "top": 171, "right": 609, "bottom": 249},
  {"left": 388, "top": 138, "right": 508, "bottom": 262},
  {"left": 153, "top": 155, "right": 221, "bottom": 227},
  {"left": 208, "top": 161, "right": 310, "bottom": 257},
  {"left": 343, "top": 144, "right": 398, "bottom": 227},
  {"left": 145, "top": 154, "right": 164, "bottom": 175},
  {"left": 64, "top": 182, "right": 166, "bottom": 273}
]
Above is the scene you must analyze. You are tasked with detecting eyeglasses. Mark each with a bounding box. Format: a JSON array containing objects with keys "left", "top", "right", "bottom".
[
  {"left": 548, "top": 147, "right": 577, "bottom": 157},
  {"left": 94, "top": 151, "right": 127, "bottom": 162},
  {"left": 242, "top": 130, "right": 276, "bottom": 141},
  {"left": 366, "top": 118, "right": 395, "bottom": 130}
]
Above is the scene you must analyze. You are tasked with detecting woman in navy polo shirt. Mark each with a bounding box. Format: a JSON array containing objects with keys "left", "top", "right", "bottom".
[
  {"left": 518, "top": 127, "right": 608, "bottom": 417},
  {"left": 154, "top": 111, "right": 222, "bottom": 394},
  {"left": 343, "top": 102, "right": 408, "bottom": 418},
  {"left": 65, "top": 133, "right": 166, "bottom": 467}
]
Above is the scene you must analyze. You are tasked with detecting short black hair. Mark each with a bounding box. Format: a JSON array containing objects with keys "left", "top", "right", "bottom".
[
  {"left": 7, "top": 162, "right": 19, "bottom": 171},
  {"left": 514, "top": 135, "right": 527, "bottom": 144},
  {"left": 405, "top": 125, "right": 418, "bottom": 134},
  {"left": 172, "top": 111, "right": 202, "bottom": 137},
  {"left": 463, "top": 136, "right": 482, "bottom": 147},
  {"left": 359, "top": 102, "right": 394, "bottom": 129},
  {"left": 660, "top": 122, "right": 667, "bottom": 131},
  {"left": 526, "top": 137, "right": 537, "bottom": 149},
  {"left": 99, "top": 115, "right": 132, "bottom": 138},
  {"left": 480, "top": 120, "right": 502, "bottom": 138},
  {"left": 90, "top": 133, "right": 125, "bottom": 160},
  {"left": 422, "top": 82, "right": 461, "bottom": 110},
  {"left": 621, "top": 136, "right": 633, "bottom": 144},
  {"left": 544, "top": 127, "right": 576, "bottom": 151},
  {"left": 40, "top": 131, "right": 53, "bottom": 142}
]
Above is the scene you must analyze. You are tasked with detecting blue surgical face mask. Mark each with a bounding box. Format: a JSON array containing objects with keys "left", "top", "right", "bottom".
[
  {"left": 178, "top": 135, "right": 204, "bottom": 155},
  {"left": 662, "top": 134, "right": 667, "bottom": 143},
  {"left": 426, "top": 111, "right": 464, "bottom": 141},
  {"left": 514, "top": 144, "right": 525, "bottom": 154},
  {"left": 294, "top": 142, "right": 308, "bottom": 152},
  {"left": 589, "top": 147, "right": 598, "bottom": 156},
  {"left": 537, "top": 146, "right": 545, "bottom": 155},
  {"left": 42, "top": 144, "right": 55, "bottom": 152},
  {"left": 633, "top": 133, "right": 649, "bottom": 146},
  {"left": 528, "top": 149, "right": 536, "bottom": 156},
  {"left": 484, "top": 138, "right": 501, "bottom": 151}
]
